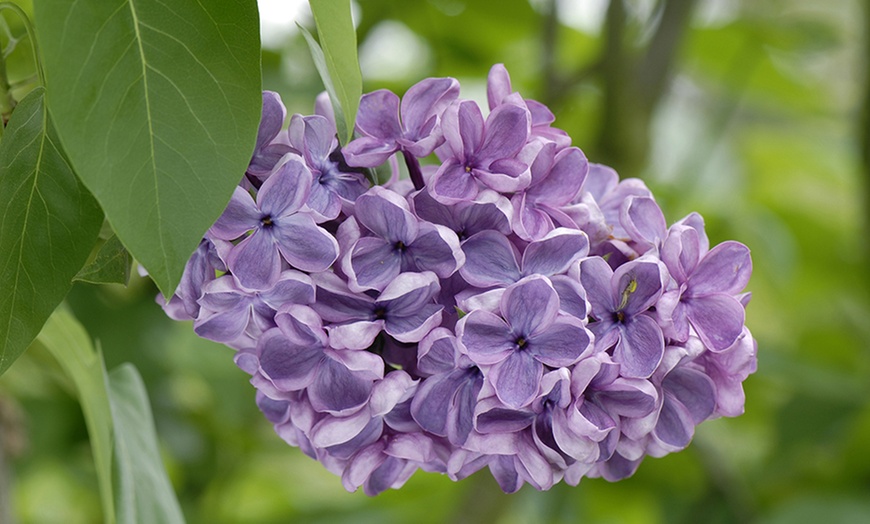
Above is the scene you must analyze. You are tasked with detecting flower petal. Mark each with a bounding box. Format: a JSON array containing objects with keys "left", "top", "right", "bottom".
[
  {"left": 272, "top": 214, "right": 339, "bottom": 272},
  {"left": 354, "top": 186, "right": 419, "bottom": 243},
  {"left": 614, "top": 314, "right": 664, "bottom": 378},
  {"left": 688, "top": 241, "right": 752, "bottom": 296},
  {"left": 459, "top": 230, "right": 522, "bottom": 287},
  {"left": 407, "top": 222, "right": 464, "bottom": 277},
  {"left": 685, "top": 293, "right": 745, "bottom": 351},
  {"left": 348, "top": 236, "right": 402, "bottom": 292},
  {"left": 356, "top": 89, "right": 403, "bottom": 140},
  {"left": 401, "top": 77, "right": 460, "bottom": 138},
  {"left": 228, "top": 229, "right": 281, "bottom": 291},
  {"left": 521, "top": 228, "right": 589, "bottom": 277},
  {"left": 457, "top": 310, "right": 515, "bottom": 365},
  {"left": 258, "top": 155, "right": 313, "bottom": 218},
  {"left": 308, "top": 354, "right": 374, "bottom": 414},
  {"left": 492, "top": 351, "right": 542, "bottom": 409},
  {"left": 477, "top": 104, "right": 530, "bottom": 163},
  {"left": 528, "top": 318, "right": 592, "bottom": 367},
  {"left": 210, "top": 186, "right": 260, "bottom": 240},
  {"left": 257, "top": 329, "right": 323, "bottom": 391},
  {"left": 501, "top": 276, "right": 559, "bottom": 337}
]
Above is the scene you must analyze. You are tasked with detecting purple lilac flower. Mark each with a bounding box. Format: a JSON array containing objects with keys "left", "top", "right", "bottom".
[
  {"left": 410, "top": 188, "right": 512, "bottom": 240},
  {"left": 251, "top": 305, "right": 383, "bottom": 415},
  {"left": 579, "top": 256, "right": 668, "bottom": 378},
  {"left": 343, "top": 77, "right": 460, "bottom": 167},
  {"left": 312, "top": 270, "right": 443, "bottom": 350},
  {"left": 247, "top": 91, "right": 294, "bottom": 178},
  {"left": 209, "top": 155, "right": 339, "bottom": 290},
  {"left": 458, "top": 275, "right": 593, "bottom": 408},
  {"left": 163, "top": 68, "right": 756, "bottom": 496},
  {"left": 193, "top": 270, "right": 315, "bottom": 346},
  {"left": 288, "top": 114, "right": 370, "bottom": 222},
  {"left": 429, "top": 99, "right": 532, "bottom": 203},
  {"left": 410, "top": 328, "right": 484, "bottom": 445},
  {"left": 511, "top": 143, "right": 589, "bottom": 241},
  {"left": 460, "top": 227, "right": 589, "bottom": 288},
  {"left": 339, "top": 185, "right": 464, "bottom": 292},
  {"left": 487, "top": 63, "right": 571, "bottom": 149},
  {"left": 658, "top": 227, "right": 752, "bottom": 350}
]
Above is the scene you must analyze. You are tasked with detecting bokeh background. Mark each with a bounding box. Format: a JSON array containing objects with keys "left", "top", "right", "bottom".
[{"left": 2, "top": 0, "right": 870, "bottom": 522}]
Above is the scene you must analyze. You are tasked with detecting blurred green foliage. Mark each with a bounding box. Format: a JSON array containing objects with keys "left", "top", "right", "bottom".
[{"left": 2, "top": 0, "right": 869, "bottom": 522}]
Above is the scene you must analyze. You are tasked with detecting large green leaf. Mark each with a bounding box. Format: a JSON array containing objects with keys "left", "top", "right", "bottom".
[
  {"left": 36, "top": 307, "right": 116, "bottom": 522},
  {"left": 36, "top": 307, "right": 185, "bottom": 524},
  {"left": 32, "top": 0, "right": 262, "bottom": 297},
  {"left": 307, "top": 0, "right": 362, "bottom": 145},
  {"left": 75, "top": 234, "right": 133, "bottom": 286},
  {"left": 109, "top": 364, "right": 185, "bottom": 524},
  {"left": 0, "top": 87, "right": 103, "bottom": 377}
]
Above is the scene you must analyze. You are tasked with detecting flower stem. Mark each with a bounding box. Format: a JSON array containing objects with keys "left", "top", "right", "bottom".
[{"left": 402, "top": 149, "right": 425, "bottom": 190}]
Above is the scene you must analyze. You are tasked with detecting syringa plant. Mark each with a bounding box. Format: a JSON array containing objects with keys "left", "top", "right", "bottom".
[{"left": 161, "top": 65, "right": 756, "bottom": 495}]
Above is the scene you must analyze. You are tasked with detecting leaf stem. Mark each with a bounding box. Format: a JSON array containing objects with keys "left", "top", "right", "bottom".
[{"left": 0, "top": 2, "right": 46, "bottom": 136}]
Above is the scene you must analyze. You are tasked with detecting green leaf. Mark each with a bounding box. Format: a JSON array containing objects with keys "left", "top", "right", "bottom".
[
  {"left": 35, "top": 306, "right": 116, "bottom": 522},
  {"left": 32, "top": 0, "right": 262, "bottom": 297},
  {"left": 75, "top": 235, "right": 133, "bottom": 286},
  {"left": 35, "top": 307, "right": 185, "bottom": 524},
  {"left": 0, "top": 87, "right": 103, "bottom": 377},
  {"left": 109, "top": 364, "right": 185, "bottom": 524},
  {"left": 305, "top": 0, "right": 362, "bottom": 145}
]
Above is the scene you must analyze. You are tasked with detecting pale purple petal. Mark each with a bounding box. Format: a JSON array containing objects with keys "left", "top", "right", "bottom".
[
  {"left": 228, "top": 229, "right": 281, "bottom": 291},
  {"left": 348, "top": 237, "right": 402, "bottom": 292},
  {"left": 401, "top": 77, "right": 460, "bottom": 138},
  {"left": 308, "top": 355, "right": 374, "bottom": 414},
  {"left": 407, "top": 223, "right": 464, "bottom": 277},
  {"left": 511, "top": 193, "right": 553, "bottom": 241},
  {"left": 528, "top": 318, "right": 591, "bottom": 367},
  {"left": 614, "top": 315, "right": 664, "bottom": 378},
  {"left": 257, "top": 329, "right": 322, "bottom": 391},
  {"left": 256, "top": 91, "right": 286, "bottom": 150},
  {"left": 194, "top": 303, "right": 251, "bottom": 343},
  {"left": 311, "top": 271, "right": 375, "bottom": 323},
  {"left": 661, "top": 224, "right": 701, "bottom": 284},
  {"left": 664, "top": 367, "right": 716, "bottom": 424},
  {"left": 688, "top": 241, "right": 752, "bottom": 296},
  {"left": 259, "top": 270, "right": 316, "bottom": 309},
  {"left": 431, "top": 162, "right": 480, "bottom": 203},
  {"left": 486, "top": 63, "right": 512, "bottom": 110},
  {"left": 521, "top": 228, "right": 589, "bottom": 277},
  {"left": 443, "top": 100, "right": 484, "bottom": 159},
  {"left": 356, "top": 89, "right": 402, "bottom": 140},
  {"left": 385, "top": 304, "right": 443, "bottom": 343},
  {"left": 272, "top": 214, "right": 339, "bottom": 272},
  {"left": 477, "top": 104, "right": 529, "bottom": 163},
  {"left": 457, "top": 310, "right": 515, "bottom": 364},
  {"left": 492, "top": 351, "right": 542, "bottom": 408},
  {"left": 612, "top": 258, "right": 666, "bottom": 316},
  {"left": 210, "top": 186, "right": 260, "bottom": 240},
  {"left": 527, "top": 147, "right": 588, "bottom": 206},
  {"left": 550, "top": 275, "right": 589, "bottom": 320},
  {"left": 342, "top": 136, "right": 397, "bottom": 167},
  {"left": 685, "top": 293, "right": 745, "bottom": 351},
  {"left": 328, "top": 320, "right": 384, "bottom": 350},
  {"left": 417, "top": 327, "right": 458, "bottom": 375},
  {"left": 459, "top": 230, "right": 521, "bottom": 287},
  {"left": 258, "top": 155, "right": 313, "bottom": 218},
  {"left": 654, "top": 392, "right": 695, "bottom": 449},
  {"left": 579, "top": 257, "right": 617, "bottom": 317},
  {"left": 354, "top": 186, "right": 419, "bottom": 243},
  {"left": 619, "top": 196, "right": 667, "bottom": 249},
  {"left": 501, "top": 276, "right": 559, "bottom": 337}
]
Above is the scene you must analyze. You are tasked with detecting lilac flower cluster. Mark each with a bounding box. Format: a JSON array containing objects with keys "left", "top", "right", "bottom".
[{"left": 161, "top": 65, "right": 756, "bottom": 495}]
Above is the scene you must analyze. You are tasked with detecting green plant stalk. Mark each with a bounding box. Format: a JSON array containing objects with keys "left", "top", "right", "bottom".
[{"left": 0, "top": 1, "right": 46, "bottom": 138}]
